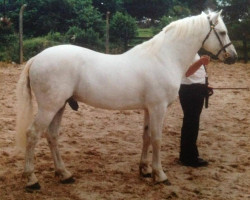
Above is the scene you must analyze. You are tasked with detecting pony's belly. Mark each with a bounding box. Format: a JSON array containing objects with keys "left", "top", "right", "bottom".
[
  {"left": 75, "top": 96, "right": 145, "bottom": 110},
  {"left": 74, "top": 89, "right": 145, "bottom": 110}
]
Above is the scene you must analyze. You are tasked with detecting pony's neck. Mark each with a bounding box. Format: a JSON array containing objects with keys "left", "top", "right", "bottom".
[
  {"left": 168, "top": 36, "right": 203, "bottom": 70},
  {"left": 161, "top": 14, "right": 209, "bottom": 72},
  {"left": 129, "top": 13, "right": 209, "bottom": 75}
]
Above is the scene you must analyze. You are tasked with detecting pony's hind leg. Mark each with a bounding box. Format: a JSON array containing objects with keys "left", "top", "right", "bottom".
[
  {"left": 46, "top": 105, "right": 74, "bottom": 184},
  {"left": 24, "top": 109, "right": 56, "bottom": 191},
  {"left": 139, "top": 109, "right": 152, "bottom": 177}
]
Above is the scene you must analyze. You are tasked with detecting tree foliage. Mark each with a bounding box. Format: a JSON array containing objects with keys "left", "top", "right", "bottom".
[
  {"left": 110, "top": 11, "right": 137, "bottom": 48},
  {"left": 217, "top": 0, "right": 249, "bottom": 40},
  {"left": 0, "top": 18, "right": 18, "bottom": 61},
  {"left": 92, "top": 0, "right": 124, "bottom": 17},
  {"left": 0, "top": 0, "right": 249, "bottom": 61},
  {"left": 179, "top": 0, "right": 217, "bottom": 14},
  {"left": 1, "top": 0, "right": 248, "bottom": 39},
  {"left": 65, "top": 26, "right": 102, "bottom": 48},
  {"left": 2, "top": 0, "right": 104, "bottom": 36},
  {"left": 123, "top": 0, "right": 172, "bottom": 19}
]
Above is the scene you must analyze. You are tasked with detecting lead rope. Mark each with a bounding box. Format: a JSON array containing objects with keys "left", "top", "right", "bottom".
[{"left": 204, "top": 65, "right": 214, "bottom": 108}]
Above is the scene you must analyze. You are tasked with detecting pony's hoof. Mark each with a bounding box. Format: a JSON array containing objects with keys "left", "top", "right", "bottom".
[
  {"left": 154, "top": 179, "right": 171, "bottom": 186},
  {"left": 141, "top": 173, "right": 152, "bottom": 178},
  {"left": 25, "top": 182, "right": 41, "bottom": 192},
  {"left": 60, "top": 176, "right": 75, "bottom": 184},
  {"left": 162, "top": 179, "right": 171, "bottom": 185}
]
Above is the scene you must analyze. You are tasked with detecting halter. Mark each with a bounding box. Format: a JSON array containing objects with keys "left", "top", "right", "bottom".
[{"left": 202, "top": 17, "right": 232, "bottom": 58}]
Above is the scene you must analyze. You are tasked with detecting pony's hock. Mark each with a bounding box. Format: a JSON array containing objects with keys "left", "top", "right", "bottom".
[{"left": 16, "top": 10, "right": 237, "bottom": 190}]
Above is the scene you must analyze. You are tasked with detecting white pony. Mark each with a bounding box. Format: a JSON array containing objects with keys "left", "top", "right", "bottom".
[{"left": 16, "top": 10, "right": 237, "bottom": 190}]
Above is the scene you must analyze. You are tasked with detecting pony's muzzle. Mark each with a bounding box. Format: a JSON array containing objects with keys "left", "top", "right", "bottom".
[{"left": 223, "top": 51, "right": 237, "bottom": 64}]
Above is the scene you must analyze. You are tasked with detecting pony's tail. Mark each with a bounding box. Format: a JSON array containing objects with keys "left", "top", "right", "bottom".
[{"left": 16, "top": 57, "right": 35, "bottom": 152}]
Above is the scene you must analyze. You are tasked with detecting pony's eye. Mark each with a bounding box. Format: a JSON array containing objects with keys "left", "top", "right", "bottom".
[{"left": 220, "top": 31, "right": 226, "bottom": 36}]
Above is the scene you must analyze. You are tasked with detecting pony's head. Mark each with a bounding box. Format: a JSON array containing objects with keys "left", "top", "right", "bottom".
[{"left": 202, "top": 10, "right": 237, "bottom": 64}]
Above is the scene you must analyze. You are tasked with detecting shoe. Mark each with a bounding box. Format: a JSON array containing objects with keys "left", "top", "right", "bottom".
[{"left": 180, "top": 158, "right": 208, "bottom": 168}]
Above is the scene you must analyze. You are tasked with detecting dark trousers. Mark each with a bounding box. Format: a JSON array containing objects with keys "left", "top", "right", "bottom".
[{"left": 179, "top": 84, "right": 206, "bottom": 162}]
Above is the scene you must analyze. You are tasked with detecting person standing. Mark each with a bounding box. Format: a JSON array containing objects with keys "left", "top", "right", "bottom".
[{"left": 179, "top": 54, "right": 211, "bottom": 167}]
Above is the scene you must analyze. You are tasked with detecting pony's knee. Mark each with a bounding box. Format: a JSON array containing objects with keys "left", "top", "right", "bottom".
[{"left": 151, "top": 137, "right": 161, "bottom": 148}]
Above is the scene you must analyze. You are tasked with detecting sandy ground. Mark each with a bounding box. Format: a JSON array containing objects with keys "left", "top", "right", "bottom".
[{"left": 0, "top": 61, "right": 249, "bottom": 200}]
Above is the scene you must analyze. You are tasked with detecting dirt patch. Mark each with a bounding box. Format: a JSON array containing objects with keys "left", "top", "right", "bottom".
[{"left": 0, "top": 61, "right": 249, "bottom": 200}]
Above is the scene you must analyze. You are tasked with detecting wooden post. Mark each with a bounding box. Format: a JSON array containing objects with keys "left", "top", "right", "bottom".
[
  {"left": 242, "top": 33, "right": 248, "bottom": 63},
  {"left": 19, "top": 4, "right": 27, "bottom": 64},
  {"left": 3, "top": 0, "right": 6, "bottom": 19},
  {"left": 106, "top": 11, "right": 110, "bottom": 54}
]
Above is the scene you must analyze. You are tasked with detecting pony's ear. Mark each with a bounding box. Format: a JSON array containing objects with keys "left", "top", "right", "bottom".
[
  {"left": 206, "top": 9, "right": 212, "bottom": 18},
  {"left": 211, "top": 10, "right": 222, "bottom": 25}
]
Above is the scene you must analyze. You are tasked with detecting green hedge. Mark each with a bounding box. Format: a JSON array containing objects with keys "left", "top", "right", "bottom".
[
  {"left": 0, "top": 30, "right": 248, "bottom": 62},
  {"left": 23, "top": 37, "right": 61, "bottom": 60},
  {"left": 0, "top": 21, "right": 19, "bottom": 62},
  {"left": 0, "top": 42, "right": 19, "bottom": 62}
]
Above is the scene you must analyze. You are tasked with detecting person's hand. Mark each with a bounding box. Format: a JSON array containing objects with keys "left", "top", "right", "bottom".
[
  {"left": 207, "top": 85, "right": 214, "bottom": 96},
  {"left": 200, "top": 55, "right": 210, "bottom": 65}
]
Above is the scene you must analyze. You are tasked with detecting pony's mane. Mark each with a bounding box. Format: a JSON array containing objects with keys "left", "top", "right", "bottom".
[
  {"left": 127, "top": 12, "right": 209, "bottom": 54},
  {"left": 163, "top": 12, "right": 208, "bottom": 40}
]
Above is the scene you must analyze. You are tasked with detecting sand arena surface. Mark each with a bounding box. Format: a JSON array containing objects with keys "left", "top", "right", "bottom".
[{"left": 0, "top": 61, "right": 249, "bottom": 200}]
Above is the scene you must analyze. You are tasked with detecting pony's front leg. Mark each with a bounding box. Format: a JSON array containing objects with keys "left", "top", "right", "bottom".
[
  {"left": 148, "top": 104, "right": 170, "bottom": 185},
  {"left": 139, "top": 109, "right": 152, "bottom": 177}
]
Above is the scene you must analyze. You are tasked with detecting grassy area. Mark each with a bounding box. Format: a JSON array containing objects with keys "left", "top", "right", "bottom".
[
  {"left": 137, "top": 28, "right": 154, "bottom": 38},
  {"left": 128, "top": 28, "right": 154, "bottom": 48}
]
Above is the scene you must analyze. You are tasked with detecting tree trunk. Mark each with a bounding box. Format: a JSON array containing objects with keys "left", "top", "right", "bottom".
[{"left": 242, "top": 33, "right": 248, "bottom": 63}]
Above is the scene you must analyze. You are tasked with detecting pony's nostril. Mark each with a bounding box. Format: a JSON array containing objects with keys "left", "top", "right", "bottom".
[
  {"left": 224, "top": 52, "right": 231, "bottom": 59},
  {"left": 223, "top": 50, "right": 237, "bottom": 64}
]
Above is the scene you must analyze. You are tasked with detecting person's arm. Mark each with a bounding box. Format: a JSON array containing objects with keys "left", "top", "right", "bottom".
[{"left": 185, "top": 55, "right": 210, "bottom": 77}]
